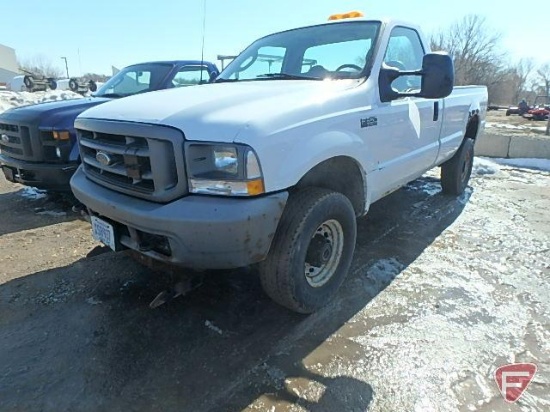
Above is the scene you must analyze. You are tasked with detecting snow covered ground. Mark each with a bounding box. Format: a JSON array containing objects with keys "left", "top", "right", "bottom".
[
  {"left": 0, "top": 148, "right": 549, "bottom": 411},
  {"left": 485, "top": 121, "right": 549, "bottom": 136},
  {"left": 0, "top": 90, "right": 82, "bottom": 115},
  {"left": 475, "top": 157, "right": 550, "bottom": 173},
  {"left": 243, "top": 164, "right": 550, "bottom": 412}
]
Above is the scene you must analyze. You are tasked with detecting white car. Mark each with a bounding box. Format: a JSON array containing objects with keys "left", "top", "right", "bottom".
[{"left": 71, "top": 13, "right": 488, "bottom": 313}]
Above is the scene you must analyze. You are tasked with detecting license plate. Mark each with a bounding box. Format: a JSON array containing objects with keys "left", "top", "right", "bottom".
[
  {"left": 91, "top": 216, "right": 117, "bottom": 251},
  {"left": 2, "top": 166, "right": 14, "bottom": 182}
]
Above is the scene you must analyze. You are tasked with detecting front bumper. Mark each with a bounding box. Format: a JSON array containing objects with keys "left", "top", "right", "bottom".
[
  {"left": 0, "top": 153, "right": 78, "bottom": 191},
  {"left": 70, "top": 167, "right": 288, "bottom": 269}
]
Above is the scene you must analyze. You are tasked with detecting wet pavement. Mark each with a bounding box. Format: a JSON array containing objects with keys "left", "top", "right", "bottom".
[{"left": 0, "top": 160, "right": 548, "bottom": 411}]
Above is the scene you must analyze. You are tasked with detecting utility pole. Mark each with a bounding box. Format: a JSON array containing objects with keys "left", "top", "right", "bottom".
[{"left": 61, "top": 57, "right": 69, "bottom": 78}]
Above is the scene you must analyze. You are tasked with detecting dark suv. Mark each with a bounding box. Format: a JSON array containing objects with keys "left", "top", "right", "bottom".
[{"left": 0, "top": 60, "right": 218, "bottom": 191}]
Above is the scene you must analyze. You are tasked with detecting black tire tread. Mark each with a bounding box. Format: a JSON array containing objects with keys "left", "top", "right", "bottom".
[
  {"left": 259, "top": 187, "right": 355, "bottom": 313},
  {"left": 441, "top": 138, "right": 474, "bottom": 195}
]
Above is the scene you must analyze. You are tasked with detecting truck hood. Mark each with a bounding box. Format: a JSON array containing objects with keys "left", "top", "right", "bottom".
[
  {"left": 1, "top": 97, "right": 111, "bottom": 129},
  {"left": 77, "top": 80, "right": 360, "bottom": 142}
]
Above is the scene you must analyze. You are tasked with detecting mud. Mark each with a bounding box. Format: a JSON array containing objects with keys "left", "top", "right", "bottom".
[{"left": 0, "top": 160, "right": 548, "bottom": 411}]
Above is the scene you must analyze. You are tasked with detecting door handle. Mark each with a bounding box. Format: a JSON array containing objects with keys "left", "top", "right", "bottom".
[{"left": 433, "top": 101, "right": 439, "bottom": 121}]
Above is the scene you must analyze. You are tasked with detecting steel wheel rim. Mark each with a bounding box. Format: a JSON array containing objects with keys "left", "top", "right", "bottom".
[{"left": 304, "top": 219, "right": 344, "bottom": 288}]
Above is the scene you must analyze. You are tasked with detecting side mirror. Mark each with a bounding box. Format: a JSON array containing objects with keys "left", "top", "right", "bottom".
[
  {"left": 209, "top": 71, "right": 219, "bottom": 83},
  {"left": 418, "top": 53, "right": 454, "bottom": 99},
  {"left": 379, "top": 52, "right": 454, "bottom": 102}
]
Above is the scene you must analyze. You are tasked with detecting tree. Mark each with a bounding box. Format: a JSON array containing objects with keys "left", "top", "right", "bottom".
[
  {"left": 430, "top": 15, "right": 506, "bottom": 102},
  {"left": 537, "top": 63, "right": 550, "bottom": 97},
  {"left": 511, "top": 58, "right": 535, "bottom": 103},
  {"left": 18, "top": 55, "right": 63, "bottom": 78}
]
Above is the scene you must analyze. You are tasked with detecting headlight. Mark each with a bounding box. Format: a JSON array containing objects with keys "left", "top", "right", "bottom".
[{"left": 186, "top": 143, "right": 264, "bottom": 196}]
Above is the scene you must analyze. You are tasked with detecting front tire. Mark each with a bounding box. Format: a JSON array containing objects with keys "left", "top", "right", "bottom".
[
  {"left": 441, "top": 138, "right": 474, "bottom": 195},
  {"left": 69, "top": 78, "right": 79, "bottom": 92},
  {"left": 259, "top": 188, "right": 357, "bottom": 314}
]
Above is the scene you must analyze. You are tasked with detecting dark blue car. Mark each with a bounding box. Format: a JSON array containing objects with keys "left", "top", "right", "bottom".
[{"left": 0, "top": 60, "right": 219, "bottom": 191}]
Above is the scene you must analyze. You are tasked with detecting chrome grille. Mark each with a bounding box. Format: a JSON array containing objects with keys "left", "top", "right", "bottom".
[
  {"left": 76, "top": 119, "right": 187, "bottom": 203},
  {"left": 0, "top": 122, "right": 32, "bottom": 159}
]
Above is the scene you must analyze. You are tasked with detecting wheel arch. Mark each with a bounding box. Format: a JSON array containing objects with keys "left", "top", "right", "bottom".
[{"left": 293, "top": 156, "right": 366, "bottom": 217}]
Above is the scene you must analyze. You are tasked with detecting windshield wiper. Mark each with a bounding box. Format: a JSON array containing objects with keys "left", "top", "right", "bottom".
[{"left": 255, "top": 73, "right": 321, "bottom": 81}]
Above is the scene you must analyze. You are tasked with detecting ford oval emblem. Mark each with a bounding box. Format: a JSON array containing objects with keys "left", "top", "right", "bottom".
[
  {"left": 96, "top": 151, "right": 113, "bottom": 166},
  {"left": 1, "top": 134, "right": 9, "bottom": 143}
]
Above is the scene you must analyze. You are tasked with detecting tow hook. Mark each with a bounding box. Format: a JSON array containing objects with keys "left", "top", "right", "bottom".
[
  {"left": 149, "top": 275, "right": 203, "bottom": 309},
  {"left": 72, "top": 203, "right": 91, "bottom": 222}
]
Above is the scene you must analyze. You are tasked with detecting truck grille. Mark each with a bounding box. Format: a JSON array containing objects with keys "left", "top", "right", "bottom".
[
  {"left": 76, "top": 119, "right": 187, "bottom": 203},
  {"left": 0, "top": 122, "right": 33, "bottom": 160}
]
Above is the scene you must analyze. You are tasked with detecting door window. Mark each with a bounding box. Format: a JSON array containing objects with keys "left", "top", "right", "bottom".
[
  {"left": 384, "top": 27, "right": 425, "bottom": 92},
  {"left": 172, "top": 66, "right": 212, "bottom": 87}
]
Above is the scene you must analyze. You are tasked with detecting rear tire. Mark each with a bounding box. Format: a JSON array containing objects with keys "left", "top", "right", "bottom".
[
  {"left": 441, "top": 138, "right": 474, "bottom": 195},
  {"left": 47, "top": 78, "right": 57, "bottom": 90},
  {"left": 259, "top": 188, "right": 357, "bottom": 314},
  {"left": 23, "top": 75, "right": 34, "bottom": 89}
]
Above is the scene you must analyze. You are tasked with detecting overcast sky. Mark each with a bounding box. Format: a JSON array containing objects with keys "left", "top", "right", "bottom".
[{"left": 2, "top": 0, "right": 549, "bottom": 76}]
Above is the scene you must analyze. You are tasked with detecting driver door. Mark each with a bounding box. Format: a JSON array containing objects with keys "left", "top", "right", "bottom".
[{"left": 370, "top": 27, "right": 442, "bottom": 194}]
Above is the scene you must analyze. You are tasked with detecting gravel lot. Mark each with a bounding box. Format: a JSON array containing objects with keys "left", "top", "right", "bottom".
[{"left": 0, "top": 159, "right": 548, "bottom": 411}]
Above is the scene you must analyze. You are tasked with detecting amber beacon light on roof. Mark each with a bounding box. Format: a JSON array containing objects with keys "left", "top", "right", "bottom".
[{"left": 328, "top": 11, "right": 364, "bottom": 20}]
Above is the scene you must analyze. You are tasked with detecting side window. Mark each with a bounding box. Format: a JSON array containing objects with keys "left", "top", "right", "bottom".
[
  {"left": 172, "top": 66, "right": 211, "bottom": 87},
  {"left": 384, "top": 27, "right": 425, "bottom": 92},
  {"left": 229, "top": 46, "right": 286, "bottom": 79}
]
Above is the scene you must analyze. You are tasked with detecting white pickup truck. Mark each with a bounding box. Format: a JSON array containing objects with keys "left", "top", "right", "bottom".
[{"left": 70, "top": 14, "right": 487, "bottom": 313}]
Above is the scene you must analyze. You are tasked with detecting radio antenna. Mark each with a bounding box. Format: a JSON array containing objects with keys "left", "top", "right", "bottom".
[{"left": 199, "top": 0, "right": 207, "bottom": 84}]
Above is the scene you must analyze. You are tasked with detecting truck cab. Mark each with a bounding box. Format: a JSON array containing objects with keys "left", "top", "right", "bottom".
[
  {"left": 0, "top": 60, "right": 219, "bottom": 191},
  {"left": 71, "top": 15, "right": 487, "bottom": 313}
]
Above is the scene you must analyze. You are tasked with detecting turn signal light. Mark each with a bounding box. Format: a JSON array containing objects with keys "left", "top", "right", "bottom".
[
  {"left": 53, "top": 130, "right": 70, "bottom": 140},
  {"left": 246, "top": 179, "right": 265, "bottom": 196},
  {"left": 328, "top": 11, "right": 364, "bottom": 21}
]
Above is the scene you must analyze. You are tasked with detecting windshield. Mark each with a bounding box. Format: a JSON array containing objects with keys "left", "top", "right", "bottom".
[
  {"left": 94, "top": 63, "right": 173, "bottom": 97},
  {"left": 217, "top": 21, "right": 381, "bottom": 82}
]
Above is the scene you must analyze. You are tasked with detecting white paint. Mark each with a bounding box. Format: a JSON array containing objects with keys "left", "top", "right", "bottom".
[{"left": 408, "top": 99, "right": 422, "bottom": 139}]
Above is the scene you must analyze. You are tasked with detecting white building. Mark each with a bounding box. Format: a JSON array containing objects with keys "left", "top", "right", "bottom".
[{"left": 0, "top": 44, "right": 20, "bottom": 84}]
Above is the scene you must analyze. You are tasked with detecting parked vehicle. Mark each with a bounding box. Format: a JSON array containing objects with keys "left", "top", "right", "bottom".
[
  {"left": 7, "top": 72, "right": 58, "bottom": 92},
  {"left": 67, "top": 77, "right": 98, "bottom": 95},
  {"left": 0, "top": 60, "right": 219, "bottom": 191},
  {"left": 71, "top": 14, "right": 487, "bottom": 313},
  {"left": 506, "top": 96, "right": 550, "bottom": 118},
  {"left": 523, "top": 95, "right": 550, "bottom": 121}
]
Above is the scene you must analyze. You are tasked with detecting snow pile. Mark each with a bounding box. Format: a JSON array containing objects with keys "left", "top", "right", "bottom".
[
  {"left": 490, "top": 157, "right": 550, "bottom": 171},
  {"left": 474, "top": 156, "right": 550, "bottom": 172},
  {"left": 0, "top": 90, "right": 83, "bottom": 114},
  {"left": 472, "top": 157, "right": 500, "bottom": 175},
  {"left": 485, "top": 122, "right": 526, "bottom": 130},
  {"left": 19, "top": 187, "right": 47, "bottom": 200}
]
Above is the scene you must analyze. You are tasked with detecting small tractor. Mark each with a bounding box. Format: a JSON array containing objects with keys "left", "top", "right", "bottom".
[
  {"left": 21, "top": 70, "right": 58, "bottom": 92},
  {"left": 68, "top": 78, "right": 98, "bottom": 95}
]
